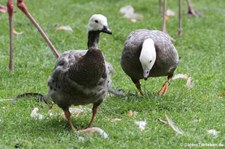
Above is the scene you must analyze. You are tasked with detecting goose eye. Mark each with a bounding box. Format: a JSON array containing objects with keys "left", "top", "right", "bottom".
[
  {"left": 149, "top": 60, "right": 152, "bottom": 63},
  {"left": 95, "top": 20, "right": 99, "bottom": 23}
]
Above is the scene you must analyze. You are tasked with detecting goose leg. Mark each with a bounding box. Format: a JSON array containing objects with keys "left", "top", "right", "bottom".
[
  {"left": 132, "top": 78, "right": 144, "bottom": 96},
  {"left": 7, "top": 0, "right": 14, "bottom": 72},
  {"left": 186, "top": 0, "right": 197, "bottom": 16},
  {"left": 64, "top": 109, "right": 77, "bottom": 132},
  {"left": 161, "top": 0, "right": 167, "bottom": 33},
  {"left": 16, "top": 0, "right": 59, "bottom": 58},
  {"left": 158, "top": 75, "right": 173, "bottom": 96},
  {"left": 87, "top": 101, "right": 102, "bottom": 128}
]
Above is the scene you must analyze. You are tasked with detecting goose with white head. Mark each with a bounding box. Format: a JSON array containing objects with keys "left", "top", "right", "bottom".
[
  {"left": 88, "top": 14, "right": 112, "bottom": 48},
  {"left": 139, "top": 38, "right": 156, "bottom": 80},
  {"left": 45, "top": 14, "right": 112, "bottom": 133},
  {"left": 121, "top": 29, "right": 179, "bottom": 96}
]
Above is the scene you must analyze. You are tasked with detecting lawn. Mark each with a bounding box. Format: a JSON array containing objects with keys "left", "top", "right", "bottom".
[{"left": 0, "top": 0, "right": 225, "bottom": 148}]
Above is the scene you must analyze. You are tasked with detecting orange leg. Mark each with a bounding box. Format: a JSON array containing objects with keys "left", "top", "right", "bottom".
[
  {"left": 132, "top": 79, "right": 144, "bottom": 96},
  {"left": 158, "top": 76, "right": 173, "bottom": 96},
  {"left": 87, "top": 102, "right": 102, "bottom": 128},
  {"left": 64, "top": 109, "right": 77, "bottom": 133}
]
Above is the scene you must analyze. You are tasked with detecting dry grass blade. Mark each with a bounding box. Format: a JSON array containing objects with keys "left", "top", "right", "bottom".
[
  {"left": 0, "top": 98, "right": 14, "bottom": 102},
  {"left": 55, "top": 25, "right": 73, "bottom": 32},
  {"left": 13, "top": 28, "right": 23, "bottom": 35},
  {"left": 165, "top": 115, "right": 184, "bottom": 135},
  {"left": 158, "top": 118, "right": 168, "bottom": 125}
]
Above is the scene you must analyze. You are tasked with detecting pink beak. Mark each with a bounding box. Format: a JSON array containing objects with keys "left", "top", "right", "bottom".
[{"left": 143, "top": 70, "right": 150, "bottom": 80}]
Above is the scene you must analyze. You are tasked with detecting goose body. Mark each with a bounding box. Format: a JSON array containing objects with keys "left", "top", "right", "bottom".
[
  {"left": 48, "top": 49, "right": 108, "bottom": 109},
  {"left": 121, "top": 29, "right": 179, "bottom": 95},
  {"left": 46, "top": 14, "right": 112, "bottom": 131}
]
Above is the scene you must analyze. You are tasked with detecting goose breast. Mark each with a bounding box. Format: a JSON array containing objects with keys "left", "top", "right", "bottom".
[{"left": 47, "top": 50, "right": 111, "bottom": 109}]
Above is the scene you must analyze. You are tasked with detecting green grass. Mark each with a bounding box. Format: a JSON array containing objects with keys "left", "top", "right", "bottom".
[{"left": 0, "top": 0, "right": 225, "bottom": 148}]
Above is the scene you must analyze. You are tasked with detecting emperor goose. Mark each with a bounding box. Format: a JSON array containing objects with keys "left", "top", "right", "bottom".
[
  {"left": 45, "top": 14, "right": 112, "bottom": 132},
  {"left": 121, "top": 29, "right": 179, "bottom": 96}
]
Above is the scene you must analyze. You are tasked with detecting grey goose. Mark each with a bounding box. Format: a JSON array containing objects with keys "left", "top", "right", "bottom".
[
  {"left": 121, "top": 29, "right": 179, "bottom": 96},
  {"left": 45, "top": 14, "right": 113, "bottom": 132}
]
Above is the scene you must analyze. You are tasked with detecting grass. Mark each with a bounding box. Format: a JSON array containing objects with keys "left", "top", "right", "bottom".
[{"left": 0, "top": 0, "right": 225, "bottom": 148}]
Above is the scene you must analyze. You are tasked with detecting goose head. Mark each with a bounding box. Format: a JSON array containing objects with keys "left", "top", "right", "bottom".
[
  {"left": 88, "top": 14, "right": 112, "bottom": 34},
  {"left": 139, "top": 38, "right": 156, "bottom": 80}
]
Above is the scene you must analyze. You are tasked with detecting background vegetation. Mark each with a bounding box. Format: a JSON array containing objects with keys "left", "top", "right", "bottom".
[{"left": 0, "top": 0, "right": 224, "bottom": 148}]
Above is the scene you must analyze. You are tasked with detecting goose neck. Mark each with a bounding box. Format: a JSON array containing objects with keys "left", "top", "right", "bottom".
[{"left": 87, "top": 31, "right": 100, "bottom": 49}]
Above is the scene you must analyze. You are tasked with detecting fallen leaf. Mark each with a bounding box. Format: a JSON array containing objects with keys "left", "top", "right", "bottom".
[
  {"left": 13, "top": 28, "right": 23, "bottom": 35},
  {"left": 165, "top": 115, "right": 184, "bottom": 135},
  {"left": 134, "top": 119, "right": 147, "bottom": 131},
  {"left": 165, "top": 16, "right": 170, "bottom": 22},
  {"left": 220, "top": 92, "right": 225, "bottom": 97},
  {"left": 128, "top": 110, "right": 138, "bottom": 117},
  {"left": 55, "top": 25, "right": 73, "bottom": 32}
]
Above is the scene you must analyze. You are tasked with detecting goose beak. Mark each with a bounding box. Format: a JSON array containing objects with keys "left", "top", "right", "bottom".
[
  {"left": 143, "top": 70, "right": 150, "bottom": 81},
  {"left": 102, "top": 26, "right": 112, "bottom": 34}
]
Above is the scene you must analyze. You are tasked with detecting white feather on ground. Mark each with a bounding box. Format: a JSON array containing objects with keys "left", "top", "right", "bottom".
[
  {"left": 120, "top": 5, "right": 144, "bottom": 22},
  {"left": 171, "top": 74, "right": 194, "bottom": 88},
  {"left": 30, "top": 107, "right": 44, "bottom": 120},
  {"left": 207, "top": 129, "right": 220, "bottom": 136},
  {"left": 79, "top": 127, "right": 109, "bottom": 138},
  {"left": 135, "top": 119, "right": 147, "bottom": 131}
]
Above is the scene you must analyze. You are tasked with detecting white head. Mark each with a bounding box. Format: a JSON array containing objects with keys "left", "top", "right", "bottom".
[
  {"left": 88, "top": 14, "right": 112, "bottom": 34},
  {"left": 139, "top": 38, "right": 156, "bottom": 80}
]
